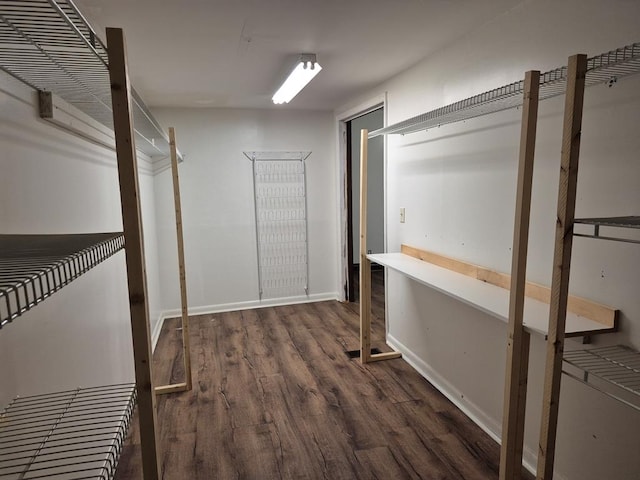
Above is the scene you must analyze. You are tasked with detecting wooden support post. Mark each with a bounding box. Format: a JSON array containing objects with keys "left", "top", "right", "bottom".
[
  {"left": 359, "top": 129, "right": 372, "bottom": 364},
  {"left": 536, "top": 54, "right": 587, "bottom": 480},
  {"left": 155, "top": 127, "right": 192, "bottom": 395},
  {"left": 358, "top": 129, "right": 401, "bottom": 364},
  {"left": 106, "top": 27, "right": 161, "bottom": 480},
  {"left": 500, "top": 70, "right": 540, "bottom": 480}
]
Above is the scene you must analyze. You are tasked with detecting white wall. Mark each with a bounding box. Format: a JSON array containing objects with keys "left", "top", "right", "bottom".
[
  {"left": 351, "top": 109, "right": 384, "bottom": 262},
  {"left": 337, "top": 1, "right": 640, "bottom": 479},
  {"left": 151, "top": 107, "right": 339, "bottom": 315},
  {"left": 0, "top": 73, "right": 163, "bottom": 406}
]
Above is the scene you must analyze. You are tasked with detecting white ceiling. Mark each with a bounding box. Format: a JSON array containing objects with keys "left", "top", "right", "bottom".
[{"left": 74, "top": 0, "right": 521, "bottom": 110}]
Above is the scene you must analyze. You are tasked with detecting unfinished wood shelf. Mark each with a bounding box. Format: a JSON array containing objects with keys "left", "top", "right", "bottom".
[
  {"left": 0, "top": 233, "right": 124, "bottom": 328},
  {"left": 0, "top": 384, "right": 136, "bottom": 480},
  {"left": 368, "top": 251, "right": 616, "bottom": 338}
]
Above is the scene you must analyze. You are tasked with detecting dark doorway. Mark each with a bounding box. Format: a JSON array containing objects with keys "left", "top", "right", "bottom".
[{"left": 346, "top": 108, "right": 384, "bottom": 302}]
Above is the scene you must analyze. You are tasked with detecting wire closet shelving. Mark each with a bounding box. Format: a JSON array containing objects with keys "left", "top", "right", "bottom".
[
  {"left": 0, "top": 0, "right": 179, "bottom": 161},
  {"left": 574, "top": 216, "right": 640, "bottom": 244},
  {"left": 1, "top": 4, "right": 161, "bottom": 478},
  {"left": 368, "top": 42, "right": 640, "bottom": 138},
  {"left": 0, "top": 384, "right": 137, "bottom": 480},
  {"left": 0, "top": 233, "right": 124, "bottom": 329},
  {"left": 363, "top": 41, "right": 640, "bottom": 415},
  {"left": 564, "top": 346, "right": 640, "bottom": 411},
  {"left": 566, "top": 215, "right": 640, "bottom": 406}
]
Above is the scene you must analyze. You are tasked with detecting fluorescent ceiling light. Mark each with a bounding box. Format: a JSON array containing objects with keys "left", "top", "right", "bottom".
[{"left": 272, "top": 54, "right": 322, "bottom": 104}]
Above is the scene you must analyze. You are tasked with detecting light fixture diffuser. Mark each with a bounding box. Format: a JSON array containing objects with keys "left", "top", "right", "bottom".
[{"left": 272, "top": 54, "right": 322, "bottom": 104}]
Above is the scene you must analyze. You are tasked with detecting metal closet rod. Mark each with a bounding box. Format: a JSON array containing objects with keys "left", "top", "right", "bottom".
[{"left": 0, "top": 0, "right": 181, "bottom": 161}]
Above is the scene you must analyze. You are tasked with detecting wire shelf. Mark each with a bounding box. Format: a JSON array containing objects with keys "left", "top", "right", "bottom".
[
  {"left": 0, "top": 0, "right": 178, "bottom": 161},
  {"left": 574, "top": 216, "right": 640, "bottom": 244},
  {"left": 575, "top": 216, "right": 640, "bottom": 228},
  {"left": 0, "top": 233, "right": 124, "bottom": 329},
  {"left": 252, "top": 158, "right": 310, "bottom": 299},
  {"left": 0, "top": 384, "right": 136, "bottom": 479},
  {"left": 369, "top": 42, "right": 640, "bottom": 138},
  {"left": 563, "top": 345, "right": 640, "bottom": 411}
]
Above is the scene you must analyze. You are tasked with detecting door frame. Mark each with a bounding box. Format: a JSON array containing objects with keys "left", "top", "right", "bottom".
[{"left": 335, "top": 93, "right": 387, "bottom": 302}]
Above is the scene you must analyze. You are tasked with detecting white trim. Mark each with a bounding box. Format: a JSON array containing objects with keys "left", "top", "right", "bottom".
[
  {"left": 157, "top": 292, "right": 340, "bottom": 324},
  {"left": 334, "top": 92, "right": 387, "bottom": 123},
  {"left": 381, "top": 93, "right": 389, "bottom": 336},
  {"left": 386, "top": 333, "right": 548, "bottom": 480},
  {"left": 151, "top": 313, "right": 165, "bottom": 351},
  {"left": 386, "top": 333, "right": 502, "bottom": 441},
  {"left": 335, "top": 120, "right": 348, "bottom": 301},
  {"left": 149, "top": 156, "right": 173, "bottom": 175}
]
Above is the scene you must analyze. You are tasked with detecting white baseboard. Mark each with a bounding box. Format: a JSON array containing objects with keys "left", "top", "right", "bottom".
[
  {"left": 387, "top": 333, "right": 502, "bottom": 440},
  {"left": 151, "top": 313, "right": 165, "bottom": 351},
  {"left": 153, "top": 292, "right": 340, "bottom": 351},
  {"left": 386, "top": 333, "right": 544, "bottom": 479}
]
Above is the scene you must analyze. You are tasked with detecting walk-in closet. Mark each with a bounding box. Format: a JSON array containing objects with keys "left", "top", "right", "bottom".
[{"left": 2, "top": 1, "right": 639, "bottom": 479}]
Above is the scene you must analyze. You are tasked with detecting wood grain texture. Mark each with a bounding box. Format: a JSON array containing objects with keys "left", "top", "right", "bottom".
[
  {"left": 106, "top": 27, "right": 160, "bottom": 480},
  {"left": 537, "top": 54, "right": 588, "bottom": 480},
  {"left": 168, "top": 127, "right": 192, "bottom": 391},
  {"left": 115, "top": 278, "right": 532, "bottom": 479},
  {"left": 401, "top": 244, "right": 616, "bottom": 327},
  {"left": 500, "top": 70, "right": 539, "bottom": 480},
  {"left": 359, "top": 128, "right": 372, "bottom": 363}
]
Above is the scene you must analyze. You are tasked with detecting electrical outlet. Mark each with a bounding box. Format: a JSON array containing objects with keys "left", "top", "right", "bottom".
[{"left": 400, "top": 207, "right": 406, "bottom": 223}]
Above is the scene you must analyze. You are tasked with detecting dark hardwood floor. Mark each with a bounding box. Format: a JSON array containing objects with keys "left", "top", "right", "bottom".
[{"left": 115, "top": 271, "right": 510, "bottom": 479}]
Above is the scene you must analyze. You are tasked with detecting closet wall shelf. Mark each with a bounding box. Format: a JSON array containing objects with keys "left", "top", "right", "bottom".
[
  {"left": 0, "top": 0, "right": 181, "bottom": 162},
  {"left": 369, "top": 42, "right": 640, "bottom": 138},
  {"left": 368, "top": 251, "right": 616, "bottom": 338},
  {"left": 0, "top": 232, "right": 124, "bottom": 328},
  {"left": 0, "top": 384, "right": 136, "bottom": 479},
  {"left": 574, "top": 216, "right": 640, "bottom": 244},
  {"left": 563, "top": 345, "right": 640, "bottom": 411}
]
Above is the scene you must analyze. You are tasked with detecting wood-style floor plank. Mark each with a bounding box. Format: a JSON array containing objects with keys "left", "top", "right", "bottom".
[
  {"left": 115, "top": 272, "right": 510, "bottom": 479},
  {"left": 354, "top": 445, "right": 417, "bottom": 479}
]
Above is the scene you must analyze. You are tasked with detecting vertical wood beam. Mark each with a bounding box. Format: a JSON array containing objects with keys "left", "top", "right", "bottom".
[
  {"left": 156, "top": 128, "right": 192, "bottom": 396},
  {"left": 106, "top": 27, "right": 161, "bottom": 480},
  {"left": 536, "top": 54, "right": 587, "bottom": 480},
  {"left": 359, "top": 129, "right": 372, "bottom": 363},
  {"left": 169, "top": 127, "right": 192, "bottom": 391},
  {"left": 500, "top": 70, "right": 540, "bottom": 480}
]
